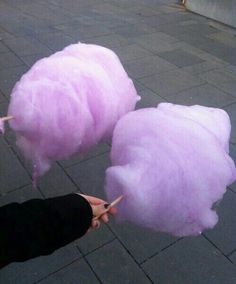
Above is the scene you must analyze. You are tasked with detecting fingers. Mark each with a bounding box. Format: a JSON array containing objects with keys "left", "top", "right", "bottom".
[{"left": 91, "top": 219, "right": 101, "bottom": 229}]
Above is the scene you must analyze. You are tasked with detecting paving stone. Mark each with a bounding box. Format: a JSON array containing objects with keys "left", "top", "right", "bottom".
[
  {"left": 60, "top": 143, "right": 110, "bottom": 168},
  {"left": 207, "top": 32, "right": 236, "bottom": 48},
  {"left": 204, "top": 190, "right": 236, "bottom": 255},
  {"left": 136, "top": 88, "right": 165, "bottom": 109},
  {"left": 86, "top": 239, "right": 151, "bottom": 284},
  {"left": 229, "top": 251, "right": 236, "bottom": 264},
  {"left": 181, "top": 60, "right": 227, "bottom": 75},
  {"left": 38, "top": 163, "right": 78, "bottom": 198},
  {"left": 142, "top": 237, "right": 236, "bottom": 284},
  {"left": 198, "top": 39, "right": 236, "bottom": 65},
  {"left": 124, "top": 55, "right": 177, "bottom": 79},
  {"left": 0, "top": 90, "right": 6, "bottom": 103},
  {"left": 0, "top": 65, "right": 28, "bottom": 96},
  {"left": 158, "top": 49, "right": 204, "bottom": 67},
  {"left": 77, "top": 224, "right": 115, "bottom": 255},
  {"left": 0, "top": 42, "right": 9, "bottom": 53},
  {"left": 133, "top": 79, "right": 146, "bottom": 92},
  {"left": 35, "top": 32, "right": 76, "bottom": 52},
  {"left": 0, "top": 51, "right": 24, "bottom": 69},
  {"left": 166, "top": 83, "right": 236, "bottom": 108},
  {"left": 134, "top": 32, "right": 179, "bottom": 53},
  {"left": 0, "top": 138, "right": 30, "bottom": 195},
  {"left": 212, "top": 81, "right": 236, "bottom": 98},
  {"left": 139, "top": 69, "right": 204, "bottom": 97},
  {"left": 65, "top": 153, "right": 110, "bottom": 199},
  {"left": 56, "top": 23, "right": 112, "bottom": 41},
  {"left": 88, "top": 34, "right": 130, "bottom": 49},
  {"left": 37, "top": 258, "right": 100, "bottom": 284},
  {"left": 20, "top": 53, "right": 49, "bottom": 67},
  {"left": 224, "top": 103, "right": 236, "bottom": 143},
  {"left": 113, "top": 44, "right": 152, "bottom": 63},
  {"left": 0, "top": 243, "right": 81, "bottom": 284},
  {"left": 109, "top": 219, "right": 178, "bottom": 264},
  {"left": 0, "top": 185, "right": 42, "bottom": 206},
  {"left": 112, "top": 24, "right": 153, "bottom": 39},
  {"left": 4, "top": 36, "right": 52, "bottom": 57},
  {"left": 199, "top": 68, "right": 236, "bottom": 85}
]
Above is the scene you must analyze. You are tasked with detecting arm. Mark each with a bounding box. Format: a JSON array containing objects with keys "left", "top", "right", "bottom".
[{"left": 0, "top": 194, "right": 92, "bottom": 268}]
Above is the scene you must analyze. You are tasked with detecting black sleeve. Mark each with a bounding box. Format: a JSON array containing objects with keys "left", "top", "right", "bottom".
[{"left": 0, "top": 193, "right": 93, "bottom": 268}]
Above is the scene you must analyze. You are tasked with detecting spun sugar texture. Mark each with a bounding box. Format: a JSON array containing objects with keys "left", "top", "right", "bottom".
[
  {"left": 7, "top": 43, "right": 139, "bottom": 178},
  {"left": 105, "top": 103, "right": 236, "bottom": 237}
]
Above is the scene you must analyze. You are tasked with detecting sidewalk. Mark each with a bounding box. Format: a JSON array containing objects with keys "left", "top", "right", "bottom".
[{"left": 0, "top": 0, "right": 236, "bottom": 283}]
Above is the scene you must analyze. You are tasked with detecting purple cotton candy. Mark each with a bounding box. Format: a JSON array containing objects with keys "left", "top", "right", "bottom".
[
  {"left": 105, "top": 103, "right": 236, "bottom": 237},
  {"left": 7, "top": 43, "right": 139, "bottom": 178}
]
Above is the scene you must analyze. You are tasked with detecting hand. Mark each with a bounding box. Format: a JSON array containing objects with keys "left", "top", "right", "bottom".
[{"left": 79, "top": 194, "right": 117, "bottom": 230}]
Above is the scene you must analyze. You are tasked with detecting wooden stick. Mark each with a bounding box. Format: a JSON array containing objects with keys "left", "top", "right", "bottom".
[
  {"left": 1, "top": 116, "right": 13, "bottom": 122},
  {"left": 93, "top": 195, "right": 124, "bottom": 220}
]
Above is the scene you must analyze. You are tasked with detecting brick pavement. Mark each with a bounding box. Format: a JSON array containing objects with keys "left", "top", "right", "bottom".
[{"left": 0, "top": 0, "right": 236, "bottom": 283}]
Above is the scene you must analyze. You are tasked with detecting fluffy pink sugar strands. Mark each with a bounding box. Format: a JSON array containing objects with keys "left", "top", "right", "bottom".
[
  {"left": 7, "top": 43, "right": 139, "bottom": 179},
  {"left": 105, "top": 103, "right": 236, "bottom": 237}
]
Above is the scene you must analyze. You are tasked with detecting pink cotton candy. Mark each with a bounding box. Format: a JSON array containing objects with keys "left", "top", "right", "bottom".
[
  {"left": 105, "top": 103, "right": 236, "bottom": 237},
  {"left": 7, "top": 43, "right": 139, "bottom": 178}
]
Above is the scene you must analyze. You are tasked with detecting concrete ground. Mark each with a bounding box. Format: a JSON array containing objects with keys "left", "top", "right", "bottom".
[{"left": 0, "top": 0, "right": 236, "bottom": 283}]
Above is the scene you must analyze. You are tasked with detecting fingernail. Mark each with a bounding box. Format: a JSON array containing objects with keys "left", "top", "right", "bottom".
[{"left": 104, "top": 203, "right": 110, "bottom": 209}]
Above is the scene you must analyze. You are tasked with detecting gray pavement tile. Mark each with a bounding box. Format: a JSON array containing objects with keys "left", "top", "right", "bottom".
[
  {"left": 207, "top": 32, "right": 236, "bottom": 48},
  {"left": 0, "top": 42, "right": 9, "bottom": 53},
  {"left": 136, "top": 88, "right": 165, "bottom": 109},
  {"left": 60, "top": 143, "right": 110, "bottom": 168},
  {"left": 139, "top": 69, "right": 204, "bottom": 97},
  {"left": 35, "top": 32, "right": 76, "bottom": 52},
  {"left": 0, "top": 65, "right": 28, "bottom": 96},
  {"left": 0, "top": 185, "right": 42, "bottom": 206},
  {"left": 87, "top": 34, "right": 130, "bottom": 49},
  {"left": 37, "top": 258, "right": 100, "bottom": 284},
  {"left": 0, "top": 243, "right": 81, "bottom": 284},
  {"left": 157, "top": 49, "right": 204, "bottom": 68},
  {"left": 86, "top": 239, "right": 151, "bottom": 284},
  {"left": 0, "top": 138, "right": 30, "bottom": 195},
  {"left": 124, "top": 55, "right": 177, "bottom": 79},
  {"left": 228, "top": 144, "right": 236, "bottom": 193},
  {"left": 204, "top": 190, "right": 236, "bottom": 255},
  {"left": 77, "top": 224, "right": 115, "bottom": 255},
  {"left": 198, "top": 40, "right": 236, "bottom": 65},
  {"left": 134, "top": 32, "right": 179, "bottom": 53},
  {"left": 142, "top": 236, "right": 236, "bottom": 284},
  {"left": 165, "top": 83, "right": 236, "bottom": 108},
  {"left": 112, "top": 24, "right": 154, "bottom": 39},
  {"left": 133, "top": 79, "right": 146, "bottom": 92},
  {"left": 212, "top": 81, "right": 236, "bottom": 98},
  {"left": 109, "top": 219, "right": 178, "bottom": 264},
  {"left": 56, "top": 24, "right": 112, "bottom": 41},
  {"left": 38, "top": 163, "right": 78, "bottom": 198},
  {"left": 20, "top": 53, "right": 48, "bottom": 67},
  {"left": 0, "top": 90, "right": 6, "bottom": 103},
  {"left": 199, "top": 68, "right": 236, "bottom": 85},
  {"left": 0, "top": 51, "right": 24, "bottom": 69},
  {"left": 65, "top": 153, "right": 110, "bottom": 199},
  {"left": 229, "top": 251, "right": 236, "bottom": 265},
  {"left": 224, "top": 103, "right": 236, "bottom": 143},
  {"left": 4, "top": 36, "right": 52, "bottom": 57},
  {"left": 181, "top": 60, "right": 228, "bottom": 75},
  {"left": 113, "top": 44, "right": 152, "bottom": 63}
]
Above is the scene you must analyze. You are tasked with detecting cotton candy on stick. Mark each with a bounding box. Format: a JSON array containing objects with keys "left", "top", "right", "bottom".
[
  {"left": 6, "top": 43, "right": 139, "bottom": 180},
  {"left": 105, "top": 103, "right": 236, "bottom": 237}
]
